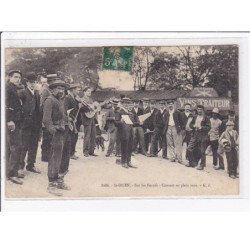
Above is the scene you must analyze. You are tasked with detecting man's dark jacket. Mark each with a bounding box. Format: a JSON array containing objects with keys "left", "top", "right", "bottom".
[
  {"left": 6, "top": 82, "right": 23, "bottom": 126},
  {"left": 162, "top": 110, "right": 184, "bottom": 135},
  {"left": 18, "top": 88, "right": 42, "bottom": 129}
]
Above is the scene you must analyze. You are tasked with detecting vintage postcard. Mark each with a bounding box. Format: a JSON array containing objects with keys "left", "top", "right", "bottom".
[{"left": 1, "top": 33, "right": 242, "bottom": 199}]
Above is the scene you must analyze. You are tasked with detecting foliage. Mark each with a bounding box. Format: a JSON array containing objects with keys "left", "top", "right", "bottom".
[
  {"left": 6, "top": 47, "right": 102, "bottom": 90},
  {"left": 6, "top": 45, "right": 239, "bottom": 101}
]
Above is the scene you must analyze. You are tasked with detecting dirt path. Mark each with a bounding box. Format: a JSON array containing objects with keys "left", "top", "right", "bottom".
[{"left": 5, "top": 139, "right": 239, "bottom": 198}]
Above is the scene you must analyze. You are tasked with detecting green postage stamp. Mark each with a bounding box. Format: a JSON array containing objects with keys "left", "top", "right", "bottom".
[{"left": 102, "top": 47, "right": 134, "bottom": 72}]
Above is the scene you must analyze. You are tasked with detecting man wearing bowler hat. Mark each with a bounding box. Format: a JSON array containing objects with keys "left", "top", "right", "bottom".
[
  {"left": 43, "top": 78, "right": 70, "bottom": 196},
  {"left": 116, "top": 97, "right": 136, "bottom": 168},
  {"left": 19, "top": 72, "right": 42, "bottom": 175},
  {"left": 64, "top": 83, "right": 81, "bottom": 160},
  {"left": 6, "top": 70, "right": 24, "bottom": 184},
  {"left": 208, "top": 107, "right": 222, "bottom": 169}
]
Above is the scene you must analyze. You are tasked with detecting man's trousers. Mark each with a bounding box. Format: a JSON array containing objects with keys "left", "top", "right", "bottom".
[
  {"left": 48, "top": 128, "right": 71, "bottom": 182},
  {"left": 83, "top": 119, "right": 96, "bottom": 155},
  {"left": 210, "top": 140, "right": 219, "bottom": 166},
  {"left": 6, "top": 127, "right": 22, "bottom": 178},
  {"left": 133, "top": 126, "right": 147, "bottom": 154},
  {"left": 167, "top": 126, "right": 183, "bottom": 162},
  {"left": 106, "top": 124, "right": 117, "bottom": 156},
  {"left": 187, "top": 132, "right": 208, "bottom": 167},
  {"left": 70, "top": 132, "right": 78, "bottom": 156},
  {"left": 41, "top": 127, "right": 53, "bottom": 161},
  {"left": 20, "top": 127, "right": 40, "bottom": 169},
  {"left": 225, "top": 147, "right": 238, "bottom": 176},
  {"left": 150, "top": 127, "right": 161, "bottom": 156}
]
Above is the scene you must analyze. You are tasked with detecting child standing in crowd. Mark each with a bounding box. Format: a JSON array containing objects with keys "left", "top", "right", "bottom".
[
  {"left": 219, "top": 121, "right": 239, "bottom": 179},
  {"left": 208, "top": 108, "right": 222, "bottom": 170}
]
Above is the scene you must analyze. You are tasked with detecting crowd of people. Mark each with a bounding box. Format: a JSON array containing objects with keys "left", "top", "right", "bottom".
[{"left": 6, "top": 69, "right": 239, "bottom": 196}]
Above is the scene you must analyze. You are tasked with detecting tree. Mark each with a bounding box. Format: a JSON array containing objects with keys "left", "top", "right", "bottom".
[
  {"left": 6, "top": 47, "right": 102, "bottom": 90},
  {"left": 132, "top": 47, "right": 159, "bottom": 90},
  {"left": 177, "top": 46, "right": 217, "bottom": 87},
  {"left": 148, "top": 52, "right": 180, "bottom": 90},
  {"left": 207, "top": 45, "right": 238, "bottom": 101}
]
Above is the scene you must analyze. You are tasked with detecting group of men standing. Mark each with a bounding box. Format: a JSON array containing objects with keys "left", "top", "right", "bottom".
[
  {"left": 6, "top": 68, "right": 239, "bottom": 197},
  {"left": 6, "top": 70, "right": 88, "bottom": 196},
  {"left": 104, "top": 97, "right": 239, "bottom": 178}
]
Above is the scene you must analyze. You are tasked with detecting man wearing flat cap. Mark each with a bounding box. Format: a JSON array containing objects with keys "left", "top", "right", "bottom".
[
  {"left": 18, "top": 72, "right": 42, "bottom": 175},
  {"left": 43, "top": 78, "right": 71, "bottom": 196},
  {"left": 6, "top": 70, "right": 24, "bottom": 184},
  {"left": 186, "top": 105, "right": 211, "bottom": 170},
  {"left": 64, "top": 83, "right": 81, "bottom": 160}
]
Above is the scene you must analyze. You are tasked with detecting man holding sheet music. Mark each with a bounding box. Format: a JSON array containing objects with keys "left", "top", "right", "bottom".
[{"left": 115, "top": 97, "right": 136, "bottom": 169}]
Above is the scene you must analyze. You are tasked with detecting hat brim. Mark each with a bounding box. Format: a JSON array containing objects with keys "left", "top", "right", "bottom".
[{"left": 49, "top": 82, "right": 69, "bottom": 89}]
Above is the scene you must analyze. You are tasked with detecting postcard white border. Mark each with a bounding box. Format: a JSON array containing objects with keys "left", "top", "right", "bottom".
[{"left": 1, "top": 32, "right": 250, "bottom": 211}]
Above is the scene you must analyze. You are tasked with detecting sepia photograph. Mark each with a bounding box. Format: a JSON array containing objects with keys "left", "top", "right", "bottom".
[{"left": 2, "top": 38, "right": 240, "bottom": 198}]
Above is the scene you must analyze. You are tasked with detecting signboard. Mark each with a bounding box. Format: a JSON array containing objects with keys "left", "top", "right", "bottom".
[
  {"left": 189, "top": 87, "right": 219, "bottom": 97},
  {"left": 177, "top": 97, "right": 232, "bottom": 110}
]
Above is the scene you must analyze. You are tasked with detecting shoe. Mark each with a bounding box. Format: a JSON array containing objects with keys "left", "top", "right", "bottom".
[
  {"left": 127, "top": 162, "right": 137, "bottom": 168},
  {"left": 105, "top": 154, "right": 111, "bottom": 157},
  {"left": 148, "top": 154, "right": 157, "bottom": 157},
  {"left": 196, "top": 166, "right": 204, "bottom": 170},
  {"left": 26, "top": 166, "right": 41, "bottom": 174},
  {"left": 170, "top": 159, "right": 175, "bottom": 162},
  {"left": 177, "top": 160, "right": 183, "bottom": 165},
  {"left": 229, "top": 174, "right": 236, "bottom": 179},
  {"left": 185, "top": 162, "right": 191, "bottom": 167},
  {"left": 162, "top": 156, "right": 168, "bottom": 159},
  {"left": 9, "top": 176, "right": 23, "bottom": 185},
  {"left": 18, "top": 170, "right": 25, "bottom": 178},
  {"left": 84, "top": 153, "right": 89, "bottom": 157},
  {"left": 70, "top": 154, "right": 78, "bottom": 160},
  {"left": 47, "top": 182, "right": 63, "bottom": 196},
  {"left": 213, "top": 165, "right": 221, "bottom": 170},
  {"left": 89, "top": 153, "right": 98, "bottom": 157},
  {"left": 121, "top": 163, "right": 129, "bottom": 168},
  {"left": 57, "top": 180, "right": 71, "bottom": 191}
]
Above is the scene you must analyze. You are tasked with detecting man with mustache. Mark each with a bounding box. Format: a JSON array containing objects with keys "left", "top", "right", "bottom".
[{"left": 43, "top": 78, "right": 70, "bottom": 196}]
